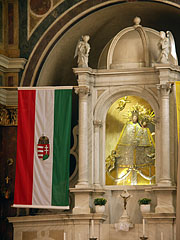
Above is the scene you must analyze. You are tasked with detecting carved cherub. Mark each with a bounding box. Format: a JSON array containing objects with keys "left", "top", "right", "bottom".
[{"left": 105, "top": 150, "right": 117, "bottom": 172}]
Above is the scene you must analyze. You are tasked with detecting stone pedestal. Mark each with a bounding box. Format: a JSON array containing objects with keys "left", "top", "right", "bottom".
[
  {"left": 114, "top": 209, "right": 133, "bottom": 231},
  {"left": 143, "top": 212, "right": 175, "bottom": 240},
  {"left": 8, "top": 213, "right": 107, "bottom": 240},
  {"left": 145, "top": 186, "right": 175, "bottom": 213},
  {"left": 154, "top": 188, "right": 175, "bottom": 213},
  {"left": 70, "top": 188, "right": 93, "bottom": 214}
]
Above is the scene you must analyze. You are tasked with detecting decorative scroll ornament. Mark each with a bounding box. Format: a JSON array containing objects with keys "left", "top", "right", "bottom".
[
  {"left": 74, "top": 86, "right": 90, "bottom": 96},
  {"left": 157, "top": 82, "right": 173, "bottom": 95},
  {"left": 0, "top": 107, "right": 17, "bottom": 126}
]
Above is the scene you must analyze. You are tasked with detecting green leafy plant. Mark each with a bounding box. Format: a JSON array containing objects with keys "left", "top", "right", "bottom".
[
  {"left": 94, "top": 198, "right": 107, "bottom": 206},
  {"left": 138, "top": 198, "right": 151, "bottom": 205}
]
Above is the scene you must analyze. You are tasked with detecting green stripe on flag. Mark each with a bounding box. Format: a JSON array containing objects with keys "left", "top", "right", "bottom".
[{"left": 52, "top": 89, "right": 72, "bottom": 206}]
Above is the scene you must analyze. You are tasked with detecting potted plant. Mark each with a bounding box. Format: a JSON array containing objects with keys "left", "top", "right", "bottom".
[
  {"left": 138, "top": 198, "right": 151, "bottom": 213},
  {"left": 94, "top": 198, "right": 107, "bottom": 213}
]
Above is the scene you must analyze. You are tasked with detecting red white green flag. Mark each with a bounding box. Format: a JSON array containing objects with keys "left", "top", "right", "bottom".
[{"left": 13, "top": 88, "right": 72, "bottom": 209}]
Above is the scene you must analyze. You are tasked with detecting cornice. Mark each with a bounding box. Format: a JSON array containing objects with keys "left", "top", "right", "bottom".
[{"left": 0, "top": 54, "right": 27, "bottom": 73}]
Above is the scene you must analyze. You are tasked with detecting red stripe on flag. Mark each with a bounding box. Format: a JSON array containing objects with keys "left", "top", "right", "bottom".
[{"left": 14, "top": 90, "right": 36, "bottom": 205}]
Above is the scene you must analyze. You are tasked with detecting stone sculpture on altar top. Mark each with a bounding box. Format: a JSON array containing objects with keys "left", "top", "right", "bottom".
[
  {"left": 158, "top": 30, "right": 178, "bottom": 65},
  {"left": 74, "top": 35, "right": 90, "bottom": 68}
]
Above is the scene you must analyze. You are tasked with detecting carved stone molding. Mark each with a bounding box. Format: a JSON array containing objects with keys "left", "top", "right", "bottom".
[
  {"left": 93, "top": 120, "right": 102, "bottom": 128},
  {"left": 74, "top": 86, "right": 90, "bottom": 96},
  {"left": 0, "top": 89, "right": 18, "bottom": 106},
  {"left": 0, "top": 54, "right": 27, "bottom": 73},
  {"left": 0, "top": 107, "right": 17, "bottom": 126}
]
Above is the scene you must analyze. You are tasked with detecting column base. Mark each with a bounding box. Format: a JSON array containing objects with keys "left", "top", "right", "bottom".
[
  {"left": 146, "top": 186, "right": 176, "bottom": 213},
  {"left": 75, "top": 182, "right": 90, "bottom": 188},
  {"left": 153, "top": 186, "right": 175, "bottom": 213},
  {"left": 155, "top": 205, "right": 174, "bottom": 213},
  {"left": 93, "top": 183, "right": 102, "bottom": 189},
  {"left": 70, "top": 188, "right": 93, "bottom": 214},
  {"left": 158, "top": 178, "right": 172, "bottom": 187}
]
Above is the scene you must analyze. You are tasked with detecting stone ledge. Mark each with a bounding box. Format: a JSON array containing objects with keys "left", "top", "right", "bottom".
[
  {"left": 142, "top": 212, "right": 175, "bottom": 224},
  {"left": 70, "top": 187, "right": 94, "bottom": 193},
  {"left": 0, "top": 54, "right": 27, "bottom": 73},
  {"left": 8, "top": 213, "right": 107, "bottom": 226},
  {"left": 145, "top": 185, "right": 176, "bottom": 192}
]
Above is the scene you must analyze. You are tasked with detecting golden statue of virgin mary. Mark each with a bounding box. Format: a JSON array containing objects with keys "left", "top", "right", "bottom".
[{"left": 106, "top": 103, "right": 155, "bottom": 185}]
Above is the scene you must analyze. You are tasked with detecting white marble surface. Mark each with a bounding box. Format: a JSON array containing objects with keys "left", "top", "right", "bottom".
[{"left": 9, "top": 213, "right": 175, "bottom": 240}]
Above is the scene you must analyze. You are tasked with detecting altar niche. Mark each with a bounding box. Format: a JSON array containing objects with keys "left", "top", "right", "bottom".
[{"left": 105, "top": 96, "right": 155, "bottom": 186}]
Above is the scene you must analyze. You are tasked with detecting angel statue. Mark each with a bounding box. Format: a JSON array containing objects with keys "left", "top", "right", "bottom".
[
  {"left": 166, "top": 31, "right": 178, "bottom": 65},
  {"left": 158, "top": 31, "right": 170, "bottom": 63},
  {"left": 158, "top": 31, "right": 178, "bottom": 65},
  {"left": 74, "top": 35, "right": 90, "bottom": 68}
]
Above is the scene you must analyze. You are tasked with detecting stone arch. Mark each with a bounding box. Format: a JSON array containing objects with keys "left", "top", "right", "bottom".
[
  {"left": 94, "top": 86, "right": 159, "bottom": 121},
  {"left": 93, "top": 85, "right": 160, "bottom": 185},
  {"left": 21, "top": 0, "right": 180, "bottom": 87}
]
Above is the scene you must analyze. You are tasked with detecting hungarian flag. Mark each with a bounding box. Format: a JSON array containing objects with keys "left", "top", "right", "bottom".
[{"left": 13, "top": 88, "right": 72, "bottom": 209}]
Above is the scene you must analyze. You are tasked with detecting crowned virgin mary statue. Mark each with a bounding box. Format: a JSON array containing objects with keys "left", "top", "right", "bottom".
[{"left": 106, "top": 104, "right": 155, "bottom": 185}]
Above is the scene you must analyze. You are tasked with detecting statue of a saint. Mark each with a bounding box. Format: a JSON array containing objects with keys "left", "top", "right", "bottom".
[{"left": 74, "top": 35, "right": 90, "bottom": 68}]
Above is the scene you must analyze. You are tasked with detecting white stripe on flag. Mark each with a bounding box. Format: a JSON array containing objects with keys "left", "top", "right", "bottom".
[{"left": 32, "top": 90, "right": 54, "bottom": 206}]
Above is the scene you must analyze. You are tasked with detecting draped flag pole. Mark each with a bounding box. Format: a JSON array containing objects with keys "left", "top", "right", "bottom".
[
  {"left": 13, "top": 87, "right": 72, "bottom": 209},
  {"left": 175, "top": 82, "right": 180, "bottom": 240}
]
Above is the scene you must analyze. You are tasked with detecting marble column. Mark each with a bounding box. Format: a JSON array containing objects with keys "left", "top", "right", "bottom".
[
  {"left": 75, "top": 86, "right": 90, "bottom": 187},
  {"left": 93, "top": 120, "right": 102, "bottom": 187},
  {"left": 158, "top": 83, "right": 172, "bottom": 186},
  {"left": 154, "top": 83, "right": 174, "bottom": 213}
]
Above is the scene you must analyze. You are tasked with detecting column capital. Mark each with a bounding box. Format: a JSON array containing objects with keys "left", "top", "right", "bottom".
[
  {"left": 74, "top": 86, "right": 90, "bottom": 96},
  {"left": 157, "top": 82, "right": 173, "bottom": 95},
  {"left": 93, "top": 120, "right": 102, "bottom": 128}
]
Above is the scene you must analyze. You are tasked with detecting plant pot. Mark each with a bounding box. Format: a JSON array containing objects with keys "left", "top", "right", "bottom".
[
  {"left": 140, "top": 204, "right": 151, "bottom": 213},
  {"left": 95, "top": 205, "right": 105, "bottom": 213}
]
